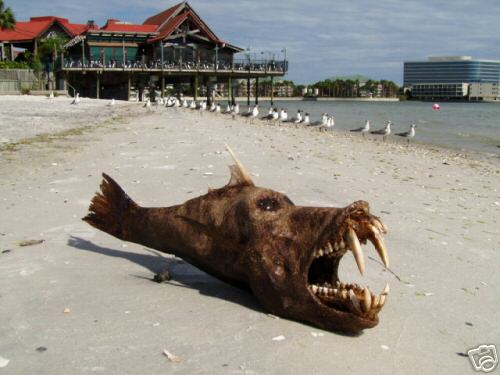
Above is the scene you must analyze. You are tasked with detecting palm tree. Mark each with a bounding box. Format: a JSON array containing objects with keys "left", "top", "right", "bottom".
[{"left": 0, "top": 0, "right": 16, "bottom": 30}]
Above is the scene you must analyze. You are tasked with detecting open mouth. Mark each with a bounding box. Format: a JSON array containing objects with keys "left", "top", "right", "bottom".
[{"left": 307, "top": 216, "right": 390, "bottom": 320}]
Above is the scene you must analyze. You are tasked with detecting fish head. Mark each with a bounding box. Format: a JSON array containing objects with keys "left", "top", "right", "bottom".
[
  {"left": 233, "top": 190, "right": 389, "bottom": 333},
  {"left": 204, "top": 147, "right": 391, "bottom": 333}
]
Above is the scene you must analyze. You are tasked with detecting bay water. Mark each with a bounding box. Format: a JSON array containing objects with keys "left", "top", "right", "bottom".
[{"left": 239, "top": 100, "right": 500, "bottom": 156}]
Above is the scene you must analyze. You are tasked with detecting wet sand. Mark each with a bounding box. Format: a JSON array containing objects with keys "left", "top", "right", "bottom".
[{"left": 0, "top": 96, "right": 499, "bottom": 374}]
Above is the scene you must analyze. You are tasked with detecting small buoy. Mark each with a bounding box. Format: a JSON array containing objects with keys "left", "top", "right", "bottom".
[{"left": 433, "top": 103, "right": 440, "bottom": 111}]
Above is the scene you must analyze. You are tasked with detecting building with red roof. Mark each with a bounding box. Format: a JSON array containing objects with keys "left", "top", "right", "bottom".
[
  {"left": 0, "top": 16, "right": 94, "bottom": 60},
  {"left": 1, "top": 1, "right": 287, "bottom": 102}
]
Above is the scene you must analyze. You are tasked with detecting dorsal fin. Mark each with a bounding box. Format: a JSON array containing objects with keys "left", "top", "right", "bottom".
[{"left": 225, "top": 144, "right": 254, "bottom": 187}]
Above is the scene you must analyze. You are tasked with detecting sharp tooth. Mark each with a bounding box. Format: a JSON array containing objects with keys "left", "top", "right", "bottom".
[
  {"left": 369, "top": 226, "right": 390, "bottom": 268},
  {"left": 346, "top": 227, "right": 366, "bottom": 275},
  {"left": 362, "top": 288, "right": 371, "bottom": 312},
  {"left": 327, "top": 241, "right": 334, "bottom": 254},
  {"left": 372, "top": 219, "right": 389, "bottom": 234},
  {"left": 311, "top": 285, "right": 318, "bottom": 294},
  {"left": 318, "top": 249, "right": 324, "bottom": 257},
  {"left": 381, "top": 283, "right": 390, "bottom": 295},
  {"left": 372, "top": 295, "right": 380, "bottom": 308},
  {"left": 333, "top": 288, "right": 338, "bottom": 294},
  {"left": 335, "top": 281, "right": 340, "bottom": 287},
  {"left": 340, "top": 239, "right": 345, "bottom": 249},
  {"left": 334, "top": 242, "right": 339, "bottom": 251},
  {"left": 349, "top": 290, "right": 362, "bottom": 313},
  {"left": 379, "top": 295, "right": 386, "bottom": 307},
  {"left": 341, "top": 290, "right": 347, "bottom": 299},
  {"left": 327, "top": 288, "right": 334, "bottom": 296}
]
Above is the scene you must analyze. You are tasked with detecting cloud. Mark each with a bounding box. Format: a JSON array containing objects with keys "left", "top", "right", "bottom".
[{"left": 8, "top": 0, "right": 500, "bottom": 84}]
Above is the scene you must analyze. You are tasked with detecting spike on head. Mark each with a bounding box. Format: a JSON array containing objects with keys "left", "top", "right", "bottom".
[{"left": 225, "top": 144, "right": 254, "bottom": 187}]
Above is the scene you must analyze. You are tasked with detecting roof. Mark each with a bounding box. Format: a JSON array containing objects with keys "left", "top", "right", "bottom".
[
  {"left": 0, "top": 16, "right": 91, "bottom": 42},
  {"left": 144, "top": 2, "right": 242, "bottom": 51},
  {"left": 100, "top": 19, "right": 158, "bottom": 33},
  {"left": 143, "top": 2, "right": 185, "bottom": 26}
]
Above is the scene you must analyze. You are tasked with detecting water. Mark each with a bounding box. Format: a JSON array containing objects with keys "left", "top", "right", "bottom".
[{"left": 238, "top": 100, "right": 500, "bottom": 155}]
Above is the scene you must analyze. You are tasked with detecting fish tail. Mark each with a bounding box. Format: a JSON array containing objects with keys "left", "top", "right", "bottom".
[{"left": 83, "top": 173, "right": 140, "bottom": 240}]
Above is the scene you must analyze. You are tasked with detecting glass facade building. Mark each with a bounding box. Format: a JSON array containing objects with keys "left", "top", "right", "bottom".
[{"left": 403, "top": 57, "right": 500, "bottom": 99}]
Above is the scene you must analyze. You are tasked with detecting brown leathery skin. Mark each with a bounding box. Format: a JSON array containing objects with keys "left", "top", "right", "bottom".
[{"left": 83, "top": 165, "right": 388, "bottom": 333}]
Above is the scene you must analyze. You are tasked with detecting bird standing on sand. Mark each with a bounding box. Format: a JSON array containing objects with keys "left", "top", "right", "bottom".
[
  {"left": 49, "top": 91, "right": 54, "bottom": 99},
  {"left": 231, "top": 104, "right": 240, "bottom": 119},
  {"left": 301, "top": 113, "right": 310, "bottom": 125},
  {"left": 310, "top": 113, "right": 328, "bottom": 127},
  {"left": 288, "top": 110, "right": 302, "bottom": 124},
  {"left": 261, "top": 107, "right": 275, "bottom": 122},
  {"left": 71, "top": 93, "right": 80, "bottom": 105},
  {"left": 108, "top": 98, "right": 115, "bottom": 107},
  {"left": 279, "top": 109, "right": 288, "bottom": 124},
  {"left": 370, "top": 121, "right": 392, "bottom": 142},
  {"left": 320, "top": 116, "right": 335, "bottom": 132},
  {"left": 396, "top": 123, "right": 416, "bottom": 145},
  {"left": 249, "top": 105, "right": 259, "bottom": 124},
  {"left": 199, "top": 101, "right": 206, "bottom": 116},
  {"left": 144, "top": 98, "right": 151, "bottom": 110},
  {"left": 350, "top": 120, "right": 370, "bottom": 137}
]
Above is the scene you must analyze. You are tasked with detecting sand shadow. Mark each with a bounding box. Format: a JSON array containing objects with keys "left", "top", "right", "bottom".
[{"left": 67, "top": 236, "right": 263, "bottom": 313}]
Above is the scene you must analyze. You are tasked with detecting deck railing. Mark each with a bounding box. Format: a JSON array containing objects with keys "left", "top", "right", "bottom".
[{"left": 57, "top": 57, "right": 288, "bottom": 73}]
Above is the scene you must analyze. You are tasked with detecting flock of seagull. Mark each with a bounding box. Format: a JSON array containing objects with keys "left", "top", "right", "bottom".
[
  {"left": 67, "top": 93, "right": 417, "bottom": 143},
  {"left": 351, "top": 120, "right": 417, "bottom": 144}
]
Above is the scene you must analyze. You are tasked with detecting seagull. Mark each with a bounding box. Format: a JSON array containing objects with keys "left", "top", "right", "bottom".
[
  {"left": 350, "top": 120, "right": 370, "bottom": 137},
  {"left": 309, "top": 113, "right": 328, "bottom": 127},
  {"left": 370, "top": 121, "right": 392, "bottom": 142},
  {"left": 231, "top": 103, "right": 240, "bottom": 119},
  {"left": 287, "top": 110, "right": 302, "bottom": 124},
  {"left": 209, "top": 102, "right": 216, "bottom": 112},
  {"left": 261, "top": 107, "right": 273, "bottom": 120},
  {"left": 396, "top": 123, "right": 416, "bottom": 145},
  {"left": 182, "top": 99, "right": 189, "bottom": 108},
  {"left": 301, "top": 113, "right": 310, "bottom": 125},
  {"left": 223, "top": 104, "right": 232, "bottom": 114},
  {"left": 71, "top": 93, "right": 80, "bottom": 105},
  {"left": 215, "top": 103, "right": 221, "bottom": 114},
  {"left": 244, "top": 105, "right": 259, "bottom": 124},
  {"left": 144, "top": 98, "right": 151, "bottom": 110},
  {"left": 320, "top": 116, "right": 335, "bottom": 132},
  {"left": 261, "top": 107, "right": 276, "bottom": 122},
  {"left": 241, "top": 105, "right": 258, "bottom": 123},
  {"left": 48, "top": 91, "right": 54, "bottom": 99},
  {"left": 107, "top": 98, "right": 115, "bottom": 107},
  {"left": 271, "top": 108, "right": 279, "bottom": 124},
  {"left": 279, "top": 108, "right": 288, "bottom": 124},
  {"left": 189, "top": 100, "right": 197, "bottom": 109},
  {"left": 199, "top": 100, "right": 207, "bottom": 115}
]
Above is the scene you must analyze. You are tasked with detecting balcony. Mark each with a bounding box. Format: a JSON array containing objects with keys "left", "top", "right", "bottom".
[{"left": 57, "top": 57, "right": 288, "bottom": 76}]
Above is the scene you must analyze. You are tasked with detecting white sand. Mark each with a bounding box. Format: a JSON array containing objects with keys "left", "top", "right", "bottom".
[{"left": 0, "top": 95, "right": 499, "bottom": 374}]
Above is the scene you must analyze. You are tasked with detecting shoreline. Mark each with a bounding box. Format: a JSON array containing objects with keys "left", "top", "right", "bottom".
[{"left": 0, "top": 95, "right": 497, "bottom": 166}]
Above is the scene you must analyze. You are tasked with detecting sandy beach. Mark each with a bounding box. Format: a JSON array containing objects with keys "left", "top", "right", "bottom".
[{"left": 0, "top": 95, "right": 499, "bottom": 374}]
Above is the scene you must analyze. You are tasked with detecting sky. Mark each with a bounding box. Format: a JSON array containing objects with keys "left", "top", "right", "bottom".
[{"left": 7, "top": 0, "right": 500, "bottom": 84}]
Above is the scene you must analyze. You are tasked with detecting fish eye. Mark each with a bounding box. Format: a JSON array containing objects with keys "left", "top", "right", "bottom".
[{"left": 257, "top": 197, "right": 281, "bottom": 212}]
